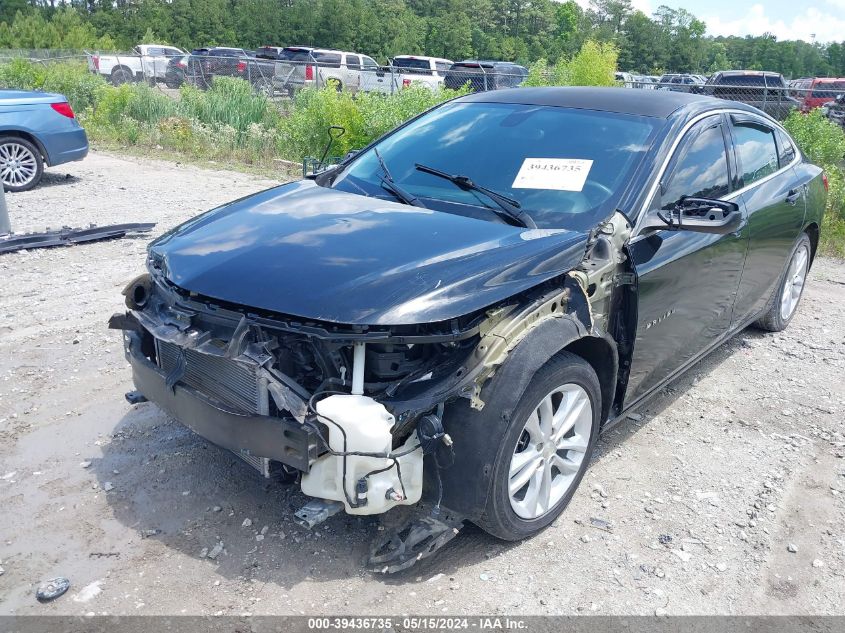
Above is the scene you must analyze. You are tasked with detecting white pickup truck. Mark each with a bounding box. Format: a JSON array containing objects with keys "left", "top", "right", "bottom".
[
  {"left": 89, "top": 44, "right": 186, "bottom": 86},
  {"left": 390, "top": 55, "right": 454, "bottom": 90}
]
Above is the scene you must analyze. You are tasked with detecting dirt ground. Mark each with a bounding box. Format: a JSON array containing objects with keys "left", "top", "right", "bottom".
[{"left": 1, "top": 151, "right": 844, "bottom": 616}]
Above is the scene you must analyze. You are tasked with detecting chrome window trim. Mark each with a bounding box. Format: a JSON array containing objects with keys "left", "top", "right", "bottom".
[{"left": 630, "top": 108, "right": 801, "bottom": 242}]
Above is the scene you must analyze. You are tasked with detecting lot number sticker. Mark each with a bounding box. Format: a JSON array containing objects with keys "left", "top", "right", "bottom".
[{"left": 512, "top": 158, "right": 593, "bottom": 191}]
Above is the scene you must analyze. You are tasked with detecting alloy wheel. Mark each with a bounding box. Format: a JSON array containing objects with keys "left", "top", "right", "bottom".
[
  {"left": 779, "top": 243, "right": 809, "bottom": 320},
  {"left": 508, "top": 383, "right": 592, "bottom": 520},
  {"left": 0, "top": 142, "right": 38, "bottom": 189}
]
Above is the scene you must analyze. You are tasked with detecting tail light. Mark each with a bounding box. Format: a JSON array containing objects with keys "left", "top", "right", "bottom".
[
  {"left": 402, "top": 78, "right": 411, "bottom": 88},
  {"left": 823, "top": 172, "right": 829, "bottom": 192},
  {"left": 305, "top": 64, "right": 314, "bottom": 81},
  {"left": 236, "top": 60, "right": 247, "bottom": 73},
  {"left": 92, "top": 55, "right": 100, "bottom": 70},
  {"left": 50, "top": 102, "right": 75, "bottom": 119}
]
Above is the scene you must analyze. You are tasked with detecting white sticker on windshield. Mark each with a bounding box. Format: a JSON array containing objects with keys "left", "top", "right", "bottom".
[{"left": 511, "top": 158, "right": 593, "bottom": 192}]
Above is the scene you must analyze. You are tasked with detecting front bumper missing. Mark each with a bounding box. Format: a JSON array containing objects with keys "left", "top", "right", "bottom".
[{"left": 123, "top": 331, "right": 321, "bottom": 472}]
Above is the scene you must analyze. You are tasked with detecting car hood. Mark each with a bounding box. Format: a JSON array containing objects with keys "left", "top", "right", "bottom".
[{"left": 149, "top": 180, "right": 591, "bottom": 325}]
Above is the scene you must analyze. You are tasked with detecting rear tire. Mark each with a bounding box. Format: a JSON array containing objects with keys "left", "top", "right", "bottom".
[
  {"left": 754, "top": 233, "right": 812, "bottom": 332},
  {"left": 0, "top": 136, "right": 44, "bottom": 192},
  {"left": 476, "top": 352, "right": 601, "bottom": 541},
  {"left": 111, "top": 66, "right": 133, "bottom": 86}
]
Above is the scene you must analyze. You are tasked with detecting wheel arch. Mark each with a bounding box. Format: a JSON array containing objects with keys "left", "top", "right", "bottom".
[
  {"left": 804, "top": 221, "right": 819, "bottom": 265},
  {"left": 436, "top": 317, "right": 617, "bottom": 521},
  {"left": 561, "top": 335, "right": 618, "bottom": 426},
  {"left": 0, "top": 130, "right": 50, "bottom": 165}
]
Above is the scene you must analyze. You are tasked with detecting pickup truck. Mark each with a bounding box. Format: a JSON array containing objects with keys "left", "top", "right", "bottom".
[
  {"left": 188, "top": 47, "right": 276, "bottom": 93},
  {"left": 89, "top": 44, "right": 186, "bottom": 86},
  {"left": 704, "top": 70, "right": 800, "bottom": 120},
  {"left": 273, "top": 47, "right": 388, "bottom": 95}
]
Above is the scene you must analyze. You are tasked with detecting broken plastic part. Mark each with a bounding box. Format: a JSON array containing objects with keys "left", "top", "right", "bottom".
[
  {"left": 0, "top": 223, "right": 155, "bottom": 255},
  {"left": 368, "top": 510, "right": 464, "bottom": 573},
  {"left": 36, "top": 577, "right": 71, "bottom": 602},
  {"left": 124, "top": 390, "right": 148, "bottom": 405},
  {"left": 293, "top": 499, "right": 344, "bottom": 529}
]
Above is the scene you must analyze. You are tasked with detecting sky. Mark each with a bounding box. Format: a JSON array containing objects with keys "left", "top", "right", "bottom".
[{"left": 574, "top": 0, "right": 845, "bottom": 43}]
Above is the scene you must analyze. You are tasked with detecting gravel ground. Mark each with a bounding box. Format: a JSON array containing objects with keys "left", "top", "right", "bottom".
[{"left": 1, "top": 151, "right": 844, "bottom": 616}]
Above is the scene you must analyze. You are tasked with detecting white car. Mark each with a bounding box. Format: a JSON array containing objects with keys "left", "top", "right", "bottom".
[{"left": 89, "top": 44, "right": 186, "bottom": 86}]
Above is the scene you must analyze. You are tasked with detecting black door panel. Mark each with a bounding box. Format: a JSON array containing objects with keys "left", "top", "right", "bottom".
[
  {"left": 626, "top": 115, "right": 748, "bottom": 401},
  {"left": 627, "top": 221, "right": 747, "bottom": 399},
  {"left": 731, "top": 171, "right": 805, "bottom": 322},
  {"left": 729, "top": 119, "right": 806, "bottom": 325}
]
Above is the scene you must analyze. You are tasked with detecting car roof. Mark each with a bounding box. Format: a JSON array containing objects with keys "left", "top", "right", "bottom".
[
  {"left": 457, "top": 86, "right": 754, "bottom": 119},
  {"left": 394, "top": 55, "right": 452, "bottom": 62},
  {"left": 716, "top": 69, "right": 783, "bottom": 77}
]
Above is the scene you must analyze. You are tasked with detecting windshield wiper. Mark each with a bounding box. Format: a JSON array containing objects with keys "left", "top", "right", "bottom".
[
  {"left": 374, "top": 147, "right": 426, "bottom": 208},
  {"left": 414, "top": 163, "right": 537, "bottom": 229}
]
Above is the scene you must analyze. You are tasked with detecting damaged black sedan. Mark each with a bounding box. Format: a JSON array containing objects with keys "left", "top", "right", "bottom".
[{"left": 111, "top": 88, "right": 826, "bottom": 571}]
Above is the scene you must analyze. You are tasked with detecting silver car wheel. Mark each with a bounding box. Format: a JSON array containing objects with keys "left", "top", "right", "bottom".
[
  {"left": 508, "top": 383, "right": 592, "bottom": 520},
  {"left": 0, "top": 141, "right": 38, "bottom": 189},
  {"left": 779, "top": 243, "right": 809, "bottom": 321}
]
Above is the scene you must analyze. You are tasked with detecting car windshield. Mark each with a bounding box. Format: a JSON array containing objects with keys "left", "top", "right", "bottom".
[
  {"left": 812, "top": 81, "right": 845, "bottom": 97},
  {"left": 331, "top": 101, "right": 658, "bottom": 231}
]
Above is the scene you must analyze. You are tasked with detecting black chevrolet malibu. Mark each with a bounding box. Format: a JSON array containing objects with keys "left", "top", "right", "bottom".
[{"left": 111, "top": 88, "right": 825, "bottom": 571}]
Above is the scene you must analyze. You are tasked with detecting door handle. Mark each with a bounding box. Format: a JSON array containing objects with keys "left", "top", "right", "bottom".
[{"left": 785, "top": 189, "right": 802, "bottom": 205}]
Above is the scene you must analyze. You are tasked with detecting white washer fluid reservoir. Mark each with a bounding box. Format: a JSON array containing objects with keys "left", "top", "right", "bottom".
[{"left": 300, "top": 394, "right": 424, "bottom": 515}]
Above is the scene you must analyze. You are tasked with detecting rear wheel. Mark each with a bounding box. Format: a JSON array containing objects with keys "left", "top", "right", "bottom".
[
  {"left": 111, "top": 66, "right": 133, "bottom": 86},
  {"left": 0, "top": 136, "right": 43, "bottom": 192},
  {"left": 476, "top": 352, "right": 600, "bottom": 541},
  {"left": 755, "top": 233, "right": 812, "bottom": 332}
]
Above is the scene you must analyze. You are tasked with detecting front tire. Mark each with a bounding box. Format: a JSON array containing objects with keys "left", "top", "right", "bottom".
[
  {"left": 476, "top": 352, "right": 601, "bottom": 541},
  {"left": 754, "top": 233, "right": 812, "bottom": 332},
  {"left": 0, "top": 136, "right": 43, "bottom": 192}
]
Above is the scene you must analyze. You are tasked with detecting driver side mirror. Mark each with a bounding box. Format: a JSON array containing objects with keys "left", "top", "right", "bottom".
[{"left": 642, "top": 197, "right": 742, "bottom": 235}]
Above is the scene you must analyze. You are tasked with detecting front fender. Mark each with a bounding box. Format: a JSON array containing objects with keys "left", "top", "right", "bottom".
[{"left": 435, "top": 315, "right": 603, "bottom": 521}]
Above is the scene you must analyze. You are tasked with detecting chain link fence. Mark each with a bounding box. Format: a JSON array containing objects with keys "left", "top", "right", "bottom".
[{"left": 6, "top": 49, "right": 845, "bottom": 123}]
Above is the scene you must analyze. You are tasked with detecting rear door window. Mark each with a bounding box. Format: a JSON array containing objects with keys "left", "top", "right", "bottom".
[
  {"left": 657, "top": 117, "right": 731, "bottom": 210},
  {"left": 347, "top": 55, "right": 361, "bottom": 70},
  {"left": 732, "top": 120, "right": 779, "bottom": 186},
  {"left": 314, "top": 52, "right": 341, "bottom": 69},
  {"left": 394, "top": 58, "right": 432, "bottom": 75}
]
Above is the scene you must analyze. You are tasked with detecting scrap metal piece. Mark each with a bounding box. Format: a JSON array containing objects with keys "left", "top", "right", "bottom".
[
  {"left": 0, "top": 223, "right": 155, "bottom": 254},
  {"left": 294, "top": 499, "right": 344, "bottom": 529},
  {"left": 368, "top": 510, "right": 464, "bottom": 574}
]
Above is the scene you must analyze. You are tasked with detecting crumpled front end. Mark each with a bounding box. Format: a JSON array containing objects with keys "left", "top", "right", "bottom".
[{"left": 109, "top": 211, "right": 633, "bottom": 571}]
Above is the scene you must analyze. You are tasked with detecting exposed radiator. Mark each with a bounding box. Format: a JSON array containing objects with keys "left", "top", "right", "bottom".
[
  {"left": 155, "top": 339, "right": 273, "bottom": 477},
  {"left": 156, "top": 340, "right": 265, "bottom": 413}
]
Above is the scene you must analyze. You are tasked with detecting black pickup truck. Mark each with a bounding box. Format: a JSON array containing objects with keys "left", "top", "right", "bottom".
[
  {"left": 704, "top": 70, "right": 800, "bottom": 120},
  {"left": 189, "top": 47, "right": 276, "bottom": 94}
]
